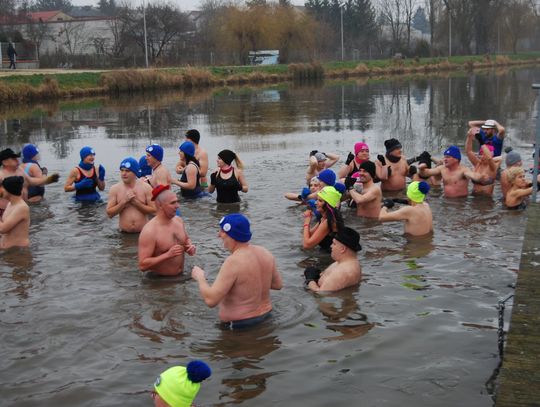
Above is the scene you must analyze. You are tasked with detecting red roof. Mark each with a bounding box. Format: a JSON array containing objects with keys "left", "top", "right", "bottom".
[{"left": 27, "top": 11, "right": 64, "bottom": 22}]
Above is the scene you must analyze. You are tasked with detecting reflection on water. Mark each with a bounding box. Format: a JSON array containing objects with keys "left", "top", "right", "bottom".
[{"left": 0, "top": 68, "right": 536, "bottom": 406}]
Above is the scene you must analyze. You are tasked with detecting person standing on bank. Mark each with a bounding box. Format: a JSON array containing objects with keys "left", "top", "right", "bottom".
[
  {"left": 208, "top": 149, "right": 248, "bottom": 204},
  {"left": 7, "top": 43, "right": 17, "bottom": 70},
  {"left": 64, "top": 146, "right": 106, "bottom": 202}
]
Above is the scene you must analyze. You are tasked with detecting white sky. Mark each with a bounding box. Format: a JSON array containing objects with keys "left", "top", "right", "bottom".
[{"left": 70, "top": 0, "right": 306, "bottom": 12}]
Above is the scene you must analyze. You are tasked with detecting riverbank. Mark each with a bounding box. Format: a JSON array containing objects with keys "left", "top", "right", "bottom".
[{"left": 1, "top": 53, "right": 539, "bottom": 104}]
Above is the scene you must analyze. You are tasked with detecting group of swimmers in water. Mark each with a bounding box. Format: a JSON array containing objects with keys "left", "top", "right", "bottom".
[{"left": 1, "top": 120, "right": 538, "bottom": 406}]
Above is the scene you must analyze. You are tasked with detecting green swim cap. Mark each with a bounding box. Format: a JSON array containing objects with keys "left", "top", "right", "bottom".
[
  {"left": 317, "top": 186, "right": 341, "bottom": 208},
  {"left": 407, "top": 181, "right": 430, "bottom": 203},
  {"left": 154, "top": 366, "right": 200, "bottom": 407}
]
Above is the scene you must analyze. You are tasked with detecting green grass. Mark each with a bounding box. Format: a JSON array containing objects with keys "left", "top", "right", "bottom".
[{"left": 0, "top": 72, "right": 102, "bottom": 89}]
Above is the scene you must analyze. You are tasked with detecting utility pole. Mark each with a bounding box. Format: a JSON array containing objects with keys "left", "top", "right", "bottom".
[
  {"left": 143, "top": 0, "right": 149, "bottom": 68},
  {"left": 340, "top": 5, "right": 344, "bottom": 61}
]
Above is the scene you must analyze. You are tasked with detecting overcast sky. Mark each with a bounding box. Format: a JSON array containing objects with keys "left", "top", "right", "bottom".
[{"left": 70, "top": 0, "right": 306, "bottom": 12}]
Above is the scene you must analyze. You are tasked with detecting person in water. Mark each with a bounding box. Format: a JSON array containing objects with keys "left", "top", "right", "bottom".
[
  {"left": 304, "top": 227, "right": 362, "bottom": 292},
  {"left": 418, "top": 146, "right": 491, "bottom": 198},
  {"left": 377, "top": 138, "right": 410, "bottom": 191},
  {"left": 0, "top": 176, "right": 30, "bottom": 249},
  {"left": 302, "top": 186, "right": 344, "bottom": 252},
  {"left": 208, "top": 149, "right": 248, "bottom": 203},
  {"left": 137, "top": 154, "right": 152, "bottom": 181},
  {"left": 504, "top": 167, "right": 533, "bottom": 210},
  {"left": 468, "top": 119, "right": 506, "bottom": 157},
  {"left": 176, "top": 129, "right": 209, "bottom": 190},
  {"left": 106, "top": 157, "right": 155, "bottom": 233},
  {"left": 138, "top": 185, "right": 196, "bottom": 276},
  {"left": 306, "top": 150, "right": 340, "bottom": 184},
  {"left": 177, "top": 141, "right": 204, "bottom": 199},
  {"left": 500, "top": 150, "right": 522, "bottom": 199},
  {"left": 347, "top": 160, "right": 382, "bottom": 218},
  {"left": 465, "top": 132, "right": 500, "bottom": 197},
  {"left": 152, "top": 360, "right": 211, "bottom": 407},
  {"left": 379, "top": 181, "right": 433, "bottom": 236},
  {"left": 64, "top": 146, "right": 106, "bottom": 202},
  {"left": 145, "top": 144, "right": 176, "bottom": 188},
  {"left": 20, "top": 144, "right": 59, "bottom": 203},
  {"left": 191, "top": 213, "right": 283, "bottom": 329}
]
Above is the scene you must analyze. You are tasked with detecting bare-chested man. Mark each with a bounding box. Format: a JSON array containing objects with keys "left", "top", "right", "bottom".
[
  {"left": 176, "top": 129, "right": 209, "bottom": 190},
  {"left": 138, "top": 185, "right": 196, "bottom": 276},
  {"left": 106, "top": 157, "right": 155, "bottom": 233},
  {"left": 419, "top": 146, "right": 490, "bottom": 198},
  {"left": 347, "top": 161, "right": 382, "bottom": 218},
  {"left": 468, "top": 119, "right": 506, "bottom": 157},
  {"left": 376, "top": 138, "right": 409, "bottom": 191},
  {"left": 191, "top": 213, "right": 283, "bottom": 329},
  {"left": 0, "top": 176, "right": 30, "bottom": 249},
  {"left": 306, "top": 150, "right": 340, "bottom": 185},
  {"left": 145, "top": 144, "right": 174, "bottom": 188},
  {"left": 304, "top": 227, "right": 362, "bottom": 292},
  {"left": 465, "top": 132, "right": 501, "bottom": 196},
  {"left": 64, "top": 146, "right": 105, "bottom": 202},
  {"left": 1, "top": 148, "right": 59, "bottom": 214},
  {"left": 379, "top": 181, "right": 433, "bottom": 236}
]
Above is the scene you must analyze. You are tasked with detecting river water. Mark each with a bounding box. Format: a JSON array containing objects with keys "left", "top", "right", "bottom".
[{"left": 1, "top": 67, "right": 539, "bottom": 407}]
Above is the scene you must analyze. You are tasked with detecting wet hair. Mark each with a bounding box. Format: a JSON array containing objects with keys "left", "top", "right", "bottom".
[
  {"left": 181, "top": 151, "right": 200, "bottom": 168},
  {"left": 506, "top": 167, "right": 524, "bottom": 184}
]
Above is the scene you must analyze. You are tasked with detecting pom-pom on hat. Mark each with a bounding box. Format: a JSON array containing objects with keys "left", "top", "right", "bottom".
[
  {"left": 317, "top": 186, "right": 341, "bottom": 208},
  {"left": 407, "top": 181, "right": 430, "bottom": 203},
  {"left": 334, "top": 182, "right": 346, "bottom": 194},
  {"left": 185, "top": 129, "right": 201, "bottom": 144},
  {"left": 22, "top": 144, "right": 39, "bottom": 162},
  {"left": 154, "top": 361, "right": 211, "bottom": 407},
  {"left": 220, "top": 213, "right": 252, "bottom": 242},
  {"left": 146, "top": 144, "right": 164, "bottom": 162},
  {"left": 443, "top": 145, "right": 461, "bottom": 161},
  {"left": 335, "top": 226, "right": 362, "bottom": 252},
  {"left": 359, "top": 160, "right": 376, "bottom": 179},
  {"left": 505, "top": 151, "right": 522, "bottom": 167},
  {"left": 1, "top": 176, "right": 24, "bottom": 196},
  {"left": 317, "top": 169, "right": 336, "bottom": 186},
  {"left": 151, "top": 184, "right": 170, "bottom": 201},
  {"left": 80, "top": 146, "right": 95, "bottom": 160},
  {"left": 384, "top": 138, "right": 402, "bottom": 154},
  {"left": 119, "top": 157, "right": 139, "bottom": 175},
  {"left": 179, "top": 141, "right": 196, "bottom": 158}
]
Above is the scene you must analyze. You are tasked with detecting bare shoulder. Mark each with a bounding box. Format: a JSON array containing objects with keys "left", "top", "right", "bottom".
[{"left": 108, "top": 183, "right": 121, "bottom": 193}]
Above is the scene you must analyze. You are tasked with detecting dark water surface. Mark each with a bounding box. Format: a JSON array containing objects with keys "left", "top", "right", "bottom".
[{"left": 1, "top": 67, "right": 539, "bottom": 406}]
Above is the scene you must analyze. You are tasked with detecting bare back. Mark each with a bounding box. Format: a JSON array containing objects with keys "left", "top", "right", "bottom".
[
  {"left": 0, "top": 200, "right": 30, "bottom": 249},
  {"left": 318, "top": 258, "right": 361, "bottom": 292}
]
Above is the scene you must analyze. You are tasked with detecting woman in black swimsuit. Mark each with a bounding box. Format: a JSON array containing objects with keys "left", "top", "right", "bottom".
[{"left": 208, "top": 149, "right": 248, "bottom": 203}]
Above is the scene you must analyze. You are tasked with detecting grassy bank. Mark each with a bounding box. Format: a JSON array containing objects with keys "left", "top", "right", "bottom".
[{"left": 1, "top": 53, "right": 539, "bottom": 104}]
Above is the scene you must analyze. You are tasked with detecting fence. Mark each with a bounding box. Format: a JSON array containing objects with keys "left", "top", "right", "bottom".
[{"left": 0, "top": 41, "right": 39, "bottom": 69}]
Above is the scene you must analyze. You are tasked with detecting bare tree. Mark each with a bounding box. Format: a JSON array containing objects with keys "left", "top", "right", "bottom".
[
  {"left": 379, "top": 0, "right": 405, "bottom": 54},
  {"left": 501, "top": 0, "right": 536, "bottom": 53},
  {"left": 58, "top": 21, "right": 88, "bottom": 55}
]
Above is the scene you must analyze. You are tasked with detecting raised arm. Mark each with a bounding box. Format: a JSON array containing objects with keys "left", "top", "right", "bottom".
[
  {"left": 465, "top": 131, "right": 479, "bottom": 165},
  {"left": 302, "top": 212, "right": 330, "bottom": 250},
  {"left": 192, "top": 260, "right": 237, "bottom": 308},
  {"left": 378, "top": 205, "right": 412, "bottom": 223},
  {"left": 324, "top": 152, "right": 340, "bottom": 168},
  {"left": 418, "top": 163, "right": 443, "bottom": 178}
]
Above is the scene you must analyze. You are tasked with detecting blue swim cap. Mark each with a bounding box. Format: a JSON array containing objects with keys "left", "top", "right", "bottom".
[
  {"left": 80, "top": 146, "right": 95, "bottom": 160},
  {"left": 138, "top": 155, "right": 152, "bottom": 177},
  {"left": 334, "top": 182, "right": 346, "bottom": 194},
  {"left": 219, "top": 213, "right": 252, "bottom": 242},
  {"left": 120, "top": 157, "right": 139, "bottom": 175},
  {"left": 146, "top": 144, "right": 164, "bottom": 162},
  {"left": 179, "top": 141, "right": 196, "bottom": 158},
  {"left": 317, "top": 169, "right": 336, "bottom": 186},
  {"left": 444, "top": 145, "right": 461, "bottom": 161},
  {"left": 22, "top": 144, "right": 39, "bottom": 162}
]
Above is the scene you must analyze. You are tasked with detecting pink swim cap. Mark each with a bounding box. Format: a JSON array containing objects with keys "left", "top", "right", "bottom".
[
  {"left": 354, "top": 142, "right": 369, "bottom": 155},
  {"left": 479, "top": 144, "right": 495, "bottom": 155}
]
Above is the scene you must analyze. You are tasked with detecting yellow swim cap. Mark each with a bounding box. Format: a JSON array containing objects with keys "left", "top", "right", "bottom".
[
  {"left": 407, "top": 181, "right": 430, "bottom": 203},
  {"left": 317, "top": 186, "right": 341, "bottom": 208},
  {"left": 154, "top": 366, "right": 200, "bottom": 407}
]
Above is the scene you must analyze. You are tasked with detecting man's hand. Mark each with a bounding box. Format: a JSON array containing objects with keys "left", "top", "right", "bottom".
[
  {"left": 167, "top": 244, "right": 184, "bottom": 258},
  {"left": 185, "top": 244, "right": 196, "bottom": 256},
  {"left": 192, "top": 266, "right": 205, "bottom": 281},
  {"left": 126, "top": 190, "right": 136, "bottom": 202}
]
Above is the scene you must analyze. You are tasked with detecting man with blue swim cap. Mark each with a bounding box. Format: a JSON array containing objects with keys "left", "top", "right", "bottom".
[
  {"left": 379, "top": 181, "right": 433, "bottom": 236},
  {"left": 64, "top": 146, "right": 106, "bottom": 202},
  {"left": 192, "top": 213, "right": 283, "bottom": 329},
  {"left": 106, "top": 157, "right": 155, "bottom": 233},
  {"left": 145, "top": 143, "right": 179, "bottom": 188}
]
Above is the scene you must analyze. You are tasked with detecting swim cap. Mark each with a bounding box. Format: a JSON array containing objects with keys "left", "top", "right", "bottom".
[
  {"left": 479, "top": 144, "right": 495, "bottom": 156},
  {"left": 335, "top": 227, "right": 362, "bottom": 252},
  {"left": 179, "top": 141, "right": 196, "bottom": 158},
  {"left": 220, "top": 213, "right": 252, "bottom": 242},
  {"left": 506, "top": 151, "right": 522, "bottom": 167},
  {"left": 119, "top": 157, "right": 139, "bottom": 175},
  {"left": 218, "top": 149, "right": 236, "bottom": 165},
  {"left": 354, "top": 142, "right": 369, "bottom": 155},
  {"left": 22, "top": 144, "right": 39, "bottom": 162},
  {"left": 384, "top": 138, "right": 402, "bottom": 154},
  {"left": 359, "top": 160, "right": 376, "bottom": 179},
  {"left": 80, "top": 146, "right": 95, "bottom": 160},
  {"left": 317, "top": 186, "right": 341, "bottom": 208},
  {"left": 146, "top": 144, "right": 164, "bottom": 162},
  {"left": 443, "top": 145, "right": 461, "bottom": 161},
  {"left": 407, "top": 181, "right": 430, "bottom": 203},
  {"left": 185, "top": 129, "right": 201, "bottom": 144},
  {"left": 154, "top": 361, "right": 211, "bottom": 407},
  {"left": 334, "top": 182, "right": 346, "bottom": 194},
  {"left": 1, "top": 175, "right": 24, "bottom": 196},
  {"left": 317, "top": 169, "right": 336, "bottom": 186},
  {"left": 151, "top": 184, "right": 170, "bottom": 201},
  {"left": 138, "top": 155, "right": 152, "bottom": 177},
  {"left": 314, "top": 152, "right": 326, "bottom": 162}
]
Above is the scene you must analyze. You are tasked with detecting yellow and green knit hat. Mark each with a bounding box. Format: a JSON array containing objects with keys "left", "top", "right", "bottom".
[
  {"left": 317, "top": 186, "right": 342, "bottom": 208},
  {"left": 407, "top": 181, "right": 430, "bottom": 203},
  {"left": 154, "top": 361, "right": 211, "bottom": 407}
]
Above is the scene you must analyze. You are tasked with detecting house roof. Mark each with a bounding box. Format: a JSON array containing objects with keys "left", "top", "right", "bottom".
[{"left": 27, "top": 11, "right": 72, "bottom": 22}]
